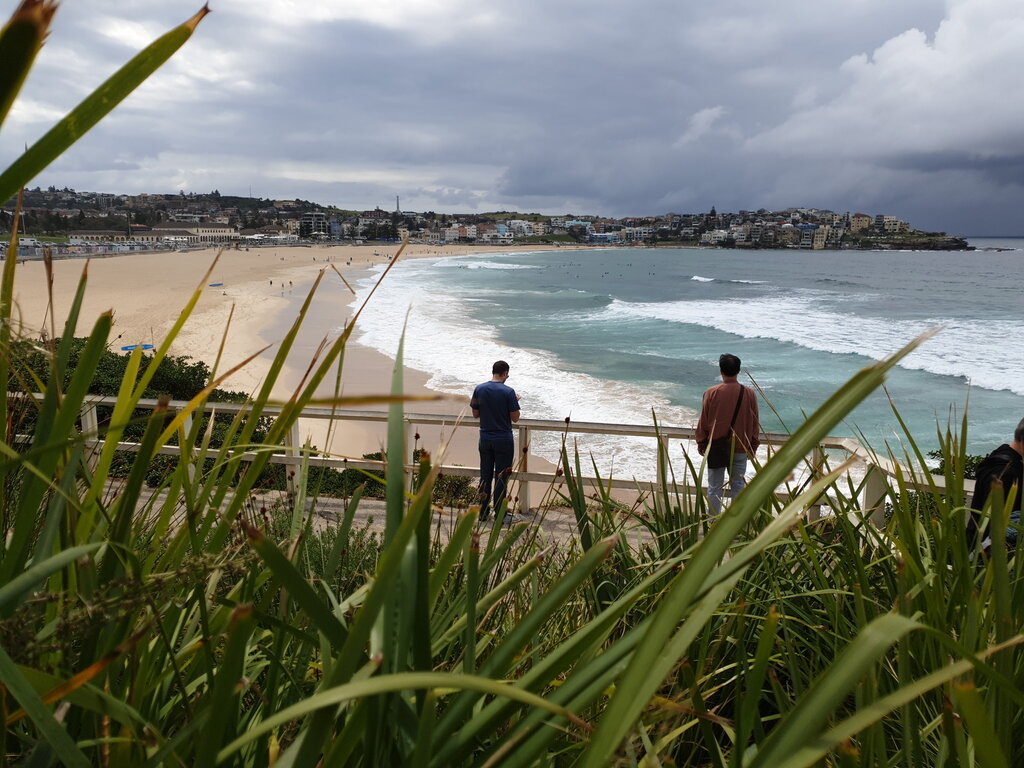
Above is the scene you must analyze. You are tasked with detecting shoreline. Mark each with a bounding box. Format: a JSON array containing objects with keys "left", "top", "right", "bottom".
[
  {"left": 261, "top": 259, "right": 563, "bottom": 481},
  {"left": 11, "top": 241, "right": 563, "bottom": 490}
]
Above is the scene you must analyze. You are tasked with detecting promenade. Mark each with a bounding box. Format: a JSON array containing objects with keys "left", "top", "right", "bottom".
[{"left": 74, "top": 395, "right": 975, "bottom": 542}]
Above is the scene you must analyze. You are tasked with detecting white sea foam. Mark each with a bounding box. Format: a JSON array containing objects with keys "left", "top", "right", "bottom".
[
  {"left": 468, "top": 262, "right": 544, "bottom": 271},
  {"left": 433, "top": 260, "right": 542, "bottom": 271},
  {"left": 346, "top": 250, "right": 1024, "bottom": 476},
  {"left": 690, "top": 275, "right": 765, "bottom": 284},
  {"left": 601, "top": 295, "right": 1024, "bottom": 396},
  {"left": 348, "top": 267, "right": 696, "bottom": 479}
]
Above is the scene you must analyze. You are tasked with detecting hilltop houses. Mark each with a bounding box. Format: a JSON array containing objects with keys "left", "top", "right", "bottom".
[{"left": 2, "top": 186, "right": 966, "bottom": 255}]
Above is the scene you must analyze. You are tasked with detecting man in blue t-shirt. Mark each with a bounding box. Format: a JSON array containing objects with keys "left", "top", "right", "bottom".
[{"left": 470, "top": 360, "right": 521, "bottom": 521}]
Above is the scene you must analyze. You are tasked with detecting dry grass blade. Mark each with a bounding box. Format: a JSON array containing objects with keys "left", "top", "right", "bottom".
[
  {"left": 329, "top": 262, "right": 356, "bottom": 295},
  {"left": 343, "top": 237, "right": 408, "bottom": 337},
  {"left": 156, "top": 342, "right": 272, "bottom": 446}
]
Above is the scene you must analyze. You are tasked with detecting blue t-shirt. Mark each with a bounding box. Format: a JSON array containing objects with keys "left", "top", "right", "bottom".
[{"left": 471, "top": 381, "right": 520, "bottom": 439}]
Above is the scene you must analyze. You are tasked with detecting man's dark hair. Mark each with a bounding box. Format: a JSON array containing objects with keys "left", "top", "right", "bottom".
[
  {"left": 1015, "top": 416, "right": 1024, "bottom": 444},
  {"left": 719, "top": 353, "right": 741, "bottom": 377},
  {"left": 492, "top": 360, "right": 510, "bottom": 375}
]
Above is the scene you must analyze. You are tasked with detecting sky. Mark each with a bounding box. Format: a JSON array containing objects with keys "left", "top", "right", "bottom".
[{"left": 4, "top": 0, "right": 1023, "bottom": 235}]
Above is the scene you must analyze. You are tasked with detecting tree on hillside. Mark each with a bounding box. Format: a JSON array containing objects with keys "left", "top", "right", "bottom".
[{"left": 567, "top": 224, "right": 588, "bottom": 242}]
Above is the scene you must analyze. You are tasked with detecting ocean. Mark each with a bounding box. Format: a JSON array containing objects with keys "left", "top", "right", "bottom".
[{"left": 343, "top": 237, "right": 1024, "bottom": 480}]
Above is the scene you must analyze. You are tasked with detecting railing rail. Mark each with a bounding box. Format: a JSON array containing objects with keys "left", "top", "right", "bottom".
[{"left": 17, "top": 393, "right": 973, "bottom": 522}]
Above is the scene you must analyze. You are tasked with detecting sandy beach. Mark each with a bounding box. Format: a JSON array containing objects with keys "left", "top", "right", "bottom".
[{"left": 10, "top": 241, "right": 562, "bottom": 484}]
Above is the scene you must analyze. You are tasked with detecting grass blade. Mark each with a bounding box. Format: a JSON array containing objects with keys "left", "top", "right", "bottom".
[
  {"left": 0, "top": 646, "right": 91, "bottom": 768},
  {"left": 778, "top": 635, "right": 1024, "bottom": 768},
  {"left": 748, "top": 614, "right": 920, "bottom": 768},
  {"left": 952, "top": 681, "right": 1010, "bottom": 768},
  {"left": 217, "top": 671, "right": 589, "bottom": 764},
  {"left": 0, "top": 5, "right": 209, "bottom": 202},
  {"left": 580, "top": 334, "right": 933, "bottom": 767},
  {"left": 0, "top": 543, "right": 99, "bottom": 614},
  {"left": 194, "top": 604, "right": 256, "bottom": 768},
  {"left": 244, "top": 521, "right": 349, "bottom": 648},
  {"left": 0, "top": 1, "right": 55, "bottom": 129}
]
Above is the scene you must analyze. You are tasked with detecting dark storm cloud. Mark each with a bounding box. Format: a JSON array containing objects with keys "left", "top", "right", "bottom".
[
  {"left": 2, "top": 0, "right": 1020, "bottom": 233},
  {"left": 886, "top": 152, "right": 1024, "bottom": 186}
]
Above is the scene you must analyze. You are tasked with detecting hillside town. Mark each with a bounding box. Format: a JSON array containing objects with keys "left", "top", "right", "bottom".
[{"left": 1, "top": 186, "right": 969, "bottom": 257}]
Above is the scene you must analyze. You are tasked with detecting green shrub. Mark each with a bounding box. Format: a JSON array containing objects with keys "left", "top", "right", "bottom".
[{"left": 929, "top": 447, "right": 985, "bottom": 479}]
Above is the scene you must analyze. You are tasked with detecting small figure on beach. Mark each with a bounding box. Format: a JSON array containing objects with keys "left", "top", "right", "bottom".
[
  {"left": 969, "top": 418, "right": 1023, "bottom": 549},
  {"left": 470, "top": 360, "right": 521, "bottom": 523},
  {"left": 694, "top": 353, "right": 760, "bottom": 517}
]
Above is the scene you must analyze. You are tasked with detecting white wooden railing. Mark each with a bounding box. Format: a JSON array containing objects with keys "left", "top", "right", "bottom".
[{"left": 63, "top": 394, "right": 973, "bottom": 523}]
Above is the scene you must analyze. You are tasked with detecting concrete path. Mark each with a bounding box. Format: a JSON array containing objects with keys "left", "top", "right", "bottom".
[{"left": 249, "top": 489, "right": 657, "bottom": 549}]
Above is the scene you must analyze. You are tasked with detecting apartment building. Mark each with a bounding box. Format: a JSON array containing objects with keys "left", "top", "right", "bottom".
[
  {"left": 299, "top": 211, "right": 328, "bottom": 237},
  {"left": 850, "top": 213, "right": 873, "bottom": 232}
]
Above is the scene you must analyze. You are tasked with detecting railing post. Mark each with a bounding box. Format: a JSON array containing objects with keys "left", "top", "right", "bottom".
[
  {"left": 80, "top": 402, "right": 100, "bottom": 471},
  {"left": 405, "top": 419, "right": 414, "bottom": 494},
  {"left": 862, "top": 463, "right": 889, "bottom": 528},
  {"left": 518, "top": 425, "right": 531, "bottom": 514},
  {"left": 807, "top": 445, "right": 823, "bottom": 522},
  {"left": 284, "top": 422, "right": 302, "bottom": 496}
]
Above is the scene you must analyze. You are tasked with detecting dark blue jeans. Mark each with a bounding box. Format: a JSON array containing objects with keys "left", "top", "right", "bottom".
[{"left": 478, "top": 437, "right": 515, "bottom": 520}]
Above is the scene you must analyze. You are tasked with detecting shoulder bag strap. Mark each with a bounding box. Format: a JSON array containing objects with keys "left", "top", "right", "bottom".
[
  {"left": 726, "top": 385, "right": 744, "bottom": 436},
  {"left": 720, "top": 387, "right": 745, "bottom": 442}
]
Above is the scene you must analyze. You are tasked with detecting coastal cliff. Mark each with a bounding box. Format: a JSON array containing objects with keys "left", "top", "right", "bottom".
[
  {"left": 843, "top": 233, "right": 971, "bottom": 251},
  {"left": 876, "top": 235, "right": 971, "bottom": 250}
]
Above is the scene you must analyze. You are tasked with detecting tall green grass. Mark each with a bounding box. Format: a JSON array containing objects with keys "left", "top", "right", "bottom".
[{"left": 3, "top": 246, "right": 1022, "bottom": 766}]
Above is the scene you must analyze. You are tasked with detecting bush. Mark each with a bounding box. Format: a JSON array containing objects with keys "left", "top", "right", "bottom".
[{"left": 929, "top": 448, "right": 985, "bottom": 479}]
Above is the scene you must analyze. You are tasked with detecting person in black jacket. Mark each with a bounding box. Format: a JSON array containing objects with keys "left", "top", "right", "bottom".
[{"left": 969, "top": 417, "right": 1024, "bottom": 548}]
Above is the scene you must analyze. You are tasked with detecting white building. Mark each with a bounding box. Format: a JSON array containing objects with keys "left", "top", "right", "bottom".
[{"left": 700, "top": 229, "right": 730, "bottom": 244}]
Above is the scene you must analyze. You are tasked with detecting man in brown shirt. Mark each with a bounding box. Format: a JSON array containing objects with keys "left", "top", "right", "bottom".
[{"left": 695, "top": 353, "right": 761, "bottom": 516}]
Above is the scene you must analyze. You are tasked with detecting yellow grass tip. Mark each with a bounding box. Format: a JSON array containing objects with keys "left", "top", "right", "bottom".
[
  {"left": 9, "top": 0, "right": 58, "bottom": 31},
  {"left": 184, "top": 4, "right": 211, "bottom": 32}
]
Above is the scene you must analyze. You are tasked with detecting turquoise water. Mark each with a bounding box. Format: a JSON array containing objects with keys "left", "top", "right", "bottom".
[{"left": 347, "top": 239, "right": 1024, "bottom": 478}]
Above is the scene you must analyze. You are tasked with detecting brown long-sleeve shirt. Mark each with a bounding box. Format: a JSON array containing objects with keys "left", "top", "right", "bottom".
[{"left": 694, "top": 381, "right": 761, "bottom": 455}]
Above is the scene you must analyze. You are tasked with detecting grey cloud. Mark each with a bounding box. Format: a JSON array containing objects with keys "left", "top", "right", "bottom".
[
  {"left": 4, "top": 0, "right": 1021, "bottom": 233},
  {"left": 886, "top": 152, "right": 1024, "bottom": 183}
]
